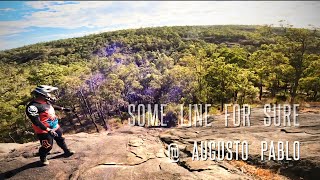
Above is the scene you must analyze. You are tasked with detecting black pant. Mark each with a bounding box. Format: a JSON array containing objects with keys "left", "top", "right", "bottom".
[{"left": 37, "top": 128, "right": 69, "bottom": 160}]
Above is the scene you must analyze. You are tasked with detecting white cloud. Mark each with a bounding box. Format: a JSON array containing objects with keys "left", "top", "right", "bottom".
[
  {"left": 0, "top": 1, "right": 116, "bottom": 36},
  {"left": 2, "top": 1, "right": 319, "bottom": 35},
  {"left": 24, "top": 1, "right": 67, "bottom": 9},
  {"left": 0, "top": 1, "right": 319, "bottom": 50},
  {"left": 0, "top": 8, "right": 15, "bottom": 12}
]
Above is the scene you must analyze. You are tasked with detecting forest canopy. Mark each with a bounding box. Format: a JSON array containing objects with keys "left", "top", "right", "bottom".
[{"left": 0, "top": 25, "right": 319, "bottom": 143}]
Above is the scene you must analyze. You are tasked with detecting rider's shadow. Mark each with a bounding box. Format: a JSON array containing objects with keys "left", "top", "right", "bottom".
[
  {"left": 49, "top": 153, "right": 66, "bottom": 160},
  {"left": 0, "top": 152, "right": 66, "bottom": 179},
  {"left": 1, "top": 161, "right": 43, "bottom": 179}
]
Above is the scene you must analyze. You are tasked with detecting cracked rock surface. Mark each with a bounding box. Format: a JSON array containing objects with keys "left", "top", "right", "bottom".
[
  {"left": 0, "top": 108, "right": 319, "bottom": 179},
  {"left": 160, "top": 108, "right": 320, "bottom": 180},
  {"left": 0, "top": 126, "right": 248, "bottom": 180}
]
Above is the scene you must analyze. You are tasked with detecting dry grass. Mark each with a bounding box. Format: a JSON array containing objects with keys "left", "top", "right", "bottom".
[
  {"left": 299, "top": 102, "right": 320, "bottom": 114},
  {"left": 300, "top": 107, "right": 320, "bottom": 114},
  {"left": 108, "top": 118, "right": 124, "bottom": 131},
  {"left": 229, "top": 160, "right": 288, "bottom": 180}
]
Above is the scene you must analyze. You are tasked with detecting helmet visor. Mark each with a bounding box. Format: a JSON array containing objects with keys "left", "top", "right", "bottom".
[{"left": 47, "top": 93, "right": 57, "bottom": 102}]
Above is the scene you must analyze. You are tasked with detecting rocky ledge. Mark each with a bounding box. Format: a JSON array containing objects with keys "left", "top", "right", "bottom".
[{"left": 0, "top": 108, "right": 319, "bottom": 180}]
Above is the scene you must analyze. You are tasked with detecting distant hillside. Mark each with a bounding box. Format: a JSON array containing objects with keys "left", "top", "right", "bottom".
[
  {"left": 0, "top": 25, "right": 319, "bottom": 143},
  {"left": 0, "top": 25, "right": 263, "bottom": 63}
]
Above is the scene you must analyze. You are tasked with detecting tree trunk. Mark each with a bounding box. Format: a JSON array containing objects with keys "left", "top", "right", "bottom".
[
  {"left": 66, "top": 113, "right": 77, "bottom": 131},
  {"left": 95, "top": 102, "right": 107, "bottom": 129},
  {"left": 290, "top": 42, "right": 305, "bottom": 104},
  {"left": 220, "top": 98, "right": 224, "bottom": 112},
  {"left": 79, "top": 90, "right": 99, "bottom": 133},
  {"left": 291, "top": 72, "right": 301, "bottom": 105},
  {"left": 78, "top": 98, "right": 91, "bottom": 123},
  {"left": 241, "top": 92, "right": 246, "bottom": 106},
  {"left": 71, "top": 104, "right": 83, "bottom": 126},
  {"left": 291, "top": 84, "right": 297, "bottom": 104},
  {"left": 234, "top": 91, "right": 238, "bottom": 103},
  {"left": 99, "top": 101, "right": 108, "bottom": 128},
  {"left": 271, "top": 81, "right": 276, "bottom": 98},
  {"left": 259, "top": 82, "right": 263, "bottom": 101}
]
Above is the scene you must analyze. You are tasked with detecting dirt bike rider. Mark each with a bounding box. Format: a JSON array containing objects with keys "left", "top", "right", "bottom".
[{"left": 26, "top": 85, "right": 75, "bottom": 165}]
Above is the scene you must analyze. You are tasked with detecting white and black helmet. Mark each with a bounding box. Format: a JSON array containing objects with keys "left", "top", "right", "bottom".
[{"left": 32, "top": 85, "right": 58, "bottom": 102}]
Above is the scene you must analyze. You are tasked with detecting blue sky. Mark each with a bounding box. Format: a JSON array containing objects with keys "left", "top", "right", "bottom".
[{"left": 0, "top": 1, "right": 319, "bottom": 50}]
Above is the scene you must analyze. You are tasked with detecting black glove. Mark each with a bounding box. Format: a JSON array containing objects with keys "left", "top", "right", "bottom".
[
  {"left": 62, "top": 107, "right": 72, "bottom": 112},
  {"left": 48, "top": 129, "right": 58, "bottom": 137}
]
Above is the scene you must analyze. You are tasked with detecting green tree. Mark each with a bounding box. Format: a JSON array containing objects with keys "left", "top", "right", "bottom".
[{"left": 277, "top": 25, "right": 320, "bottom": 103}]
